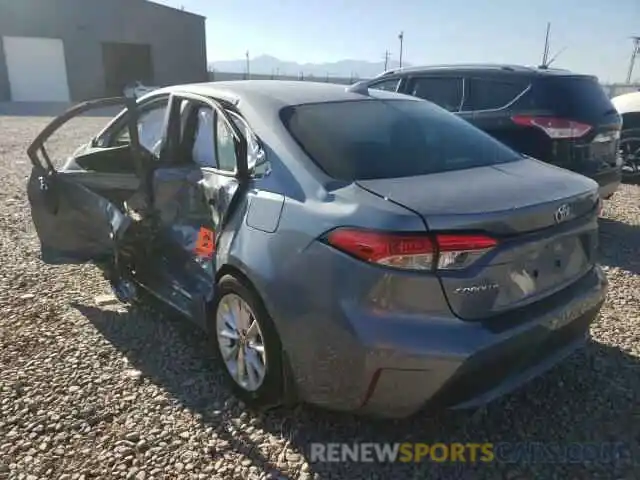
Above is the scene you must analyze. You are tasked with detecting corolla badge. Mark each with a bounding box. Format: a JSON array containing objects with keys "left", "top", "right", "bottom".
[
  {"left": 554, "top": 204, "right": 572, "bottom": 224},
  {"left": 454, "top": 283, "right": 499, "bottom": 294}
]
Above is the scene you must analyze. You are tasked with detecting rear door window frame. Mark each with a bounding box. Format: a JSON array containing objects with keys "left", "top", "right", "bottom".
[
  {"left": 460, "top": 76, "right": 531, "bottom": 113},
  {"left": 168, "top": 92, "right": 249, "bottom": 178},
  {"left": 405, "top": 75, "right": 465, "bottom": 112},
  {"left": 93, "top": 94, "right": 172, "bottom": 150}
]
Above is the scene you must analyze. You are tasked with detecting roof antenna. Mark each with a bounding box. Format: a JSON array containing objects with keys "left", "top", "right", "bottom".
[
  {"left": 545, "top": 46, "right": 567, "bottom": 67},
  {"left": 540, "top": 22, "right": 551, "bottom": 68},
  {"left": 538, "top": 22, "right": 566, "bottom": 69}
]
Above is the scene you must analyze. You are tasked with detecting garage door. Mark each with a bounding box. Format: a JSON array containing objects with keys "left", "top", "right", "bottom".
[{"left": 3, "top": 37, "right": 70, "bottom": 102}]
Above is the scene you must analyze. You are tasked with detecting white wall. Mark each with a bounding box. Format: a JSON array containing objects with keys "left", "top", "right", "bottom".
[{"left": 3, "top": 36, "right": 70, "bottom": 102}]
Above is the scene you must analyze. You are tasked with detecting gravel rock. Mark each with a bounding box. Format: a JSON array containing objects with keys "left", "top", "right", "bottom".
[{"left": 0, "top": 113, "right": 638, "bottom": 479}]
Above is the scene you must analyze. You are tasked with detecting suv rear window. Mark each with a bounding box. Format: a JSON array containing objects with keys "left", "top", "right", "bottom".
[
  {"left": 531, "top": 77, "right": 615, "bottom": 119},
  {"left": 281, "top": 99, "right": 521, "bottom": 181}
]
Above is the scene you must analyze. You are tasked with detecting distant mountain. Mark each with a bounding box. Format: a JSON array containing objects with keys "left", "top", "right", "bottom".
[{"left": 209, "top": 55, "right": 410, "bottom": 79}]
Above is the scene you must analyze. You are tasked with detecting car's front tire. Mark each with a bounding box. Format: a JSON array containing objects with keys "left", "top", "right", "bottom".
[{"left": 212, "top": 274, "right": 285, "bottom": 409}]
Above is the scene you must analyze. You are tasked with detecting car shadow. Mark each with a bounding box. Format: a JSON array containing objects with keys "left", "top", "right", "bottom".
[
  {"left": 71, "top": 301, "right": 294, "bottom": 478},
  {"left": 598, "top": 218, "right": 640, "bottom": 275},
  {"left": 72, "top": 301, "right": 639, "bottom": 479},
  {"left": 621, "top": 177, "right": 640, "bottom": 186}
]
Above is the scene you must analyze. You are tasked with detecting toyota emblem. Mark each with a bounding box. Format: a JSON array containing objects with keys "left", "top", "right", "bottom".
[{"left": 554, "top": 204, "right": 571, "bottom": 223}]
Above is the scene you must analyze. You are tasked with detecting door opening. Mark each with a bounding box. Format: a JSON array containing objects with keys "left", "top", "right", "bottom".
[{"left": 102, "top": 42, "right": 154, "bottom": 97}]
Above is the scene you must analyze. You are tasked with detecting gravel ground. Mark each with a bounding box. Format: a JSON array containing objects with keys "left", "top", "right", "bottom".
[{"left": 0, "top": 113, "right": 638, "bottom": 480}]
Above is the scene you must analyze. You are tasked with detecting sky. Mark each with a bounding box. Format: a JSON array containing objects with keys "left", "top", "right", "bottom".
[{"left": 154, "top": 0, "right": 640, "bottom": 83}]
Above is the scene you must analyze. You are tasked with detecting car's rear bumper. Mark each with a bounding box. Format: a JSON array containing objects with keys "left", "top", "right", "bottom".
[
  {"left": 591, "top": 166, "right": 621, "bottom": 199},
  {"left": 283, "top": 265, "right": 607, "bottom": 418}
]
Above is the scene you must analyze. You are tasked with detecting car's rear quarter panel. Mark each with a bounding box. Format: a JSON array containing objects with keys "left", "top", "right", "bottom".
[{"left": 219, "top": 174, "right": 456, "bottom": 410}]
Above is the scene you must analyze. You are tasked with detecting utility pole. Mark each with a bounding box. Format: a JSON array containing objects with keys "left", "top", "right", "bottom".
[
  {"left": 245, "top": 50, "right": 250, "bottom": 79},
  {"left": 384, "top": 50, "right": 390, "bottom": 71},
  {"left": 626, "top": 36, "right": 640, "bottom": 84},
  {"left": 398, "top": 32, "right": 404, "bottom": 68},
  {"left": 541, "top": 22, "right": 551, "bottom": 66}
]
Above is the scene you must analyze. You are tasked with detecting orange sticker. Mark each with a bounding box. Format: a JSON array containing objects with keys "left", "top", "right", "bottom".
[{"left": 195, "top": 227, "right": 215, "bottom": 258}]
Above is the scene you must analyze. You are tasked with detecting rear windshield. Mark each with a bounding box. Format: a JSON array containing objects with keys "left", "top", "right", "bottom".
[
  {"left": 281, "top": 99, "right": 521, "bottom": 180},
  {"left": 532, "top": 77, "right": 615, "bottom": 118}
]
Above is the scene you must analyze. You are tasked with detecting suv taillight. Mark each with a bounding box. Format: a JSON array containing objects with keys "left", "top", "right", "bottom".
[
  {"left": 325, "top": 228, "right": 497, "bottom": 271},
  {"left": 512, "top": 115, "right": 592, "bottom": 139}
]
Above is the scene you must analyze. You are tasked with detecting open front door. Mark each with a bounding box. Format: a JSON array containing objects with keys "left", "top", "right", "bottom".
[{"left": 26, "top": 96, "right": 150, "bottom": 264}]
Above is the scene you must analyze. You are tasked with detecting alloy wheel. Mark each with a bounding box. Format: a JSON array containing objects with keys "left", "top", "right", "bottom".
[
  {"left": 216, "top": 293, "right": 267, "bottom": 392},
  {"left": 620, "top": 136, "right": 640, "bottom": 175}
]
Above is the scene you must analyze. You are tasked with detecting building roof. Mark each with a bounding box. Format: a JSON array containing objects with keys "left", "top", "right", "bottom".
[
  {"left": 611, "top": 90, "right": 640, "bottom": 114},
  {"left": 144, "top": 0, "right": 206, "bottom": 19}
]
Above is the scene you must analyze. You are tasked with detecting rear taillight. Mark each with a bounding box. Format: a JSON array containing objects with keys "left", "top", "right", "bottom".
[
  {"left": 325, "top": 228, "right": 436, "bottom": 270},
  {"left": 435, "top": 234, "right": 498, "bottom": 270},
  {"left": 512, "top": 115, "right": 592, "bottom": 139},
  {"left": 325, "top": 228, "right": 497, "bottom": 271}
]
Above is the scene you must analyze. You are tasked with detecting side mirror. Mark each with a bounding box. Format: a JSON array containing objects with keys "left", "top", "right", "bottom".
[
  {"left": 123, "top": 83, "right": 138, "bottom": 101},
  {"left": 249, "top": 159, "right": 271, "bottom": 178},
  {"left": 245, "top": 136, "right": 270, "bottom": 177}
]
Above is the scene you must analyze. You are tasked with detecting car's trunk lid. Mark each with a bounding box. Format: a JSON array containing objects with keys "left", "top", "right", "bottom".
[{"left": 356, "top": 158, "right": 600, "bottom": 319}]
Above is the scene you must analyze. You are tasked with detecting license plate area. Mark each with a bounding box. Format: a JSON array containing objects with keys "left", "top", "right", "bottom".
[{"left": 523, "top": 235, "right": 588, "bottom": 286}]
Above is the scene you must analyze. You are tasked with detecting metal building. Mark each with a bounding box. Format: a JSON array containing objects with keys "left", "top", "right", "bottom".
[{"left": 0, "top": 0, "right": 207, "bottom": 102}]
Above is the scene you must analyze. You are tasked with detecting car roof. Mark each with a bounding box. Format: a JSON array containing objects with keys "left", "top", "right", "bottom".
[
  {"left": 373, "top": 63, "right": 593, "bottom": 79},
  {"left": 611, "top": 91, "right": 640, "bottom": 114},
  {"left": 149, "top": 80, "right": 420, "bottom": 111}
]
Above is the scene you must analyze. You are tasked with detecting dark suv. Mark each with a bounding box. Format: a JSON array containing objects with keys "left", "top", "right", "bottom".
[{"left": 362, "top": 64, "right": 623, "bottom": 199}]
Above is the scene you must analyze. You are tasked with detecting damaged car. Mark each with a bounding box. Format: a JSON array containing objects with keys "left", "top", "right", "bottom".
[{"left": 27, "top": 81, "right": 607, "bottom": 418}]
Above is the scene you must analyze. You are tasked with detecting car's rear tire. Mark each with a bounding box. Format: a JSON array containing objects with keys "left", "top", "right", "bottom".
[
  {"left": 212, "top": 274, "right": 285, "bottom": 409},
  {"left": 620, "top": 128, "right": 640, "bottom": 183}
]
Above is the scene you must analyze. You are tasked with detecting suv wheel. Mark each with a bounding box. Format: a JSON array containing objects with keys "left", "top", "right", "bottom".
[{"left": 620, "top": 128, "right": 640, "bottom": 181}]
